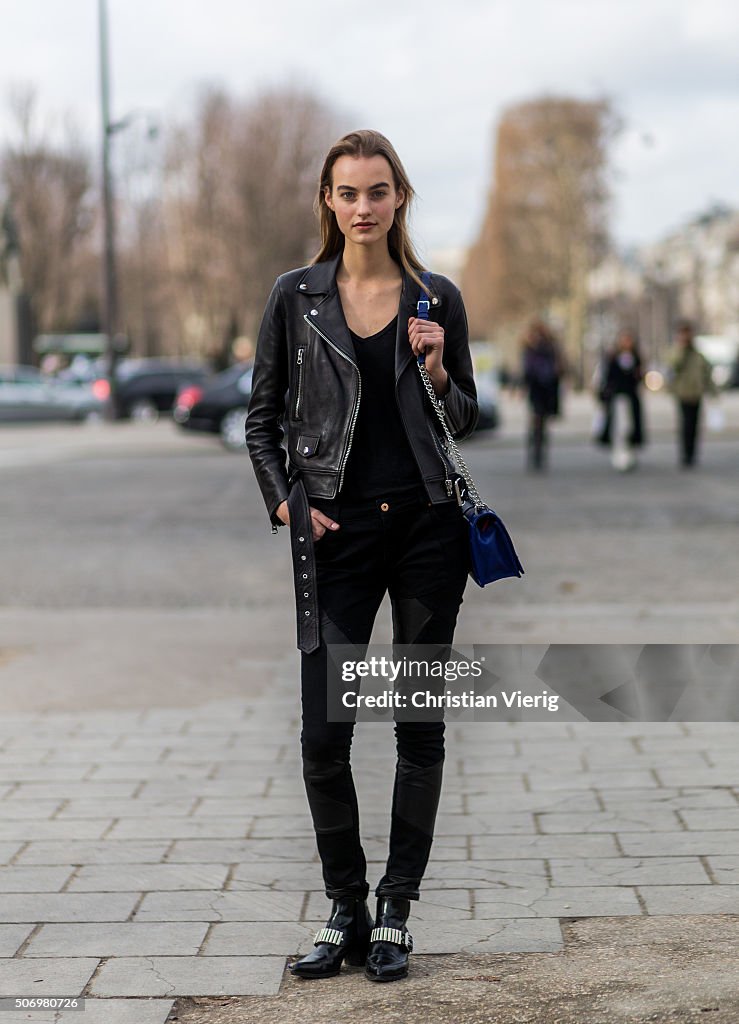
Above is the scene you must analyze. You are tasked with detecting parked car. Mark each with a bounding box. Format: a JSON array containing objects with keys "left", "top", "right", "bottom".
[
  {"left": 473, "top": 367, "right": 501, "bottom": 431},
  {"left": 108, "top": 359, "right": 212, "bottom": 421},
  {"left": 469, "top": 342, "right": 501, "bottom": 432},
  {"left": 174, "top": 362, "right": 253, "bottom": 450},
  {"left": 0, "top": 365, "right": 104, "bottom": 423}
]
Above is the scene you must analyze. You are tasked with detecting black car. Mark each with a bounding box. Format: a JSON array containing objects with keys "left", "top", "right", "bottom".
[
  {"left": 174, "top": 362, "right": 253, "bottom": 450},
  {"left": 111, "top": 359, "right": 212, "bottom": 421}
]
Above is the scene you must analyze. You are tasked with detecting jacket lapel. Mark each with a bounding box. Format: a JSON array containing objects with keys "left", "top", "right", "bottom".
[{"left": 296, "top": 252, "right": 421, "bottom": 377}]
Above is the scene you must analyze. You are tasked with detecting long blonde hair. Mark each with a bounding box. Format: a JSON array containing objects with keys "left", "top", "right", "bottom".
[{"left": 312, "top": 129, "right": 434, "bottom": 298}]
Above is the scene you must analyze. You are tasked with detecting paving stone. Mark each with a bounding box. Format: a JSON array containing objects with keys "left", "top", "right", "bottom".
[
  {"left": 0, "top": 957, "right": 98, "bottom": 996},
  {"left": 7, "top": 783, "right": 140, "bottom": 800},
  {"left": 679, "top": 808, "right": 739, "bottom": 831},
  {"left": 0, "top": 767, "right": 96, "bottom": 784},
  {"left": 57, "top": 798, "right": 196, "bottom": 818},
  {"left": 587, "top": 752, "right": 710, "bottom": 770},
  {"left": 538, "top": 810, "right": 681, "bottom": 833},
  {"left": 166, "top": 838, "right": 319, "bottom": 863},
  {"left": 0, "top": 866, "right": 74, "bottom": 892},
  {"left": 465, "top": 790, "right": 600, "bottom": 813},
  {"left": 134, "top": 890, "right": 303, "bottom": 922},
  {"left": 549, "top": 856, "right": 711, "bottom": 886},
  {"left": 619, "top": 830, "right": 739, "bottom": 857},
  {"left": 705, "top": 855, "right": 739, "bottom": 883},
  {"left": 472, "top": 833, "right": 620, "bottom": 859},
  {"left": 420, "top": 860, "right": 549, "bottom": 889},
  {"left": 69, "top": 863, "right": 230, "bottom": 892},
  {"left": 597, "top": 787, "right": 738, "bottom": 810},
  {"left": 473, "top": 885, "right": 642, "bottom": 918},
  {"left": 139, "top": 780, "right": 266, "bottom": 799},
  {"left": 461, "top": 756, "right": 584, "bottom": 775},
  {"left": 89, "top": 763, "right": 215, "bottom": 780},
  {"left": 24, "top": 922, "right": 208, "bottom": 957},
  {"left": 0, "top": 820, "right": 112, "bottom": 841},
  {"left": 88, "top": 955, "right": 284, "bottom": 996},
  {"left": 205, "top": 921, "right": 323, "bottom": 955},
  {"left": 0, "top": 893, "right": 140, "bottom": 923},
  {"left": 527, "top": 770, "right": 658, "bottom": 790},
  {"left": 44, "top": 747, "right": 170, "bottom": 763},
  {"left": 0, "top": 924, "right": 33, "bottom": 955},
  {"left": 107, "top": 817, "right": 251, "bottom": 839},
  {"left": 194, "top": 796, "right": 321, "bottom": 817},
  {"left": 638, "top": 885, "right": 739, "bottom": 914},
  {"left": 656, "top": 768, "right": 739, "bottom": 787},
  {"left": 0, "top": 999, "right": 175, "bottom": 1024},
  {"left": 228, "top": 860, "right": 339, "bottom": 891},
  {"left": 0, "top": 801, "right": 63, "bottom": 819},
  {"left": 15, "top": 841, "right": 170, "bottom": 865}
]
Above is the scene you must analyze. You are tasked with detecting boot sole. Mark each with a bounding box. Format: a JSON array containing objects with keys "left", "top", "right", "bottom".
[{"left": 365, "top": 966, "right": 409, "bottom": 982}]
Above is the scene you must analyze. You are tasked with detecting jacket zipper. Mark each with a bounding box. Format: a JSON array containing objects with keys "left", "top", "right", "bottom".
[
  {"left": 294, "top": 347, "right": 304, "bottom": 419},
  {"left": 303, "top": 315, "right": 361, "bottom": 495}
]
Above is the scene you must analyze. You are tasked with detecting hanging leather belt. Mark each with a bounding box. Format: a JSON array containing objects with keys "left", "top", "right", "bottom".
[{"left": 287, "top": 474, "right": 320, "bottom": 654}]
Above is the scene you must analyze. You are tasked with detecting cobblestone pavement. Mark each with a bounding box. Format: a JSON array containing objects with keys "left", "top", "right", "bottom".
[{"left": 0, "top": 651, "right": 738, "bottom": 1021}]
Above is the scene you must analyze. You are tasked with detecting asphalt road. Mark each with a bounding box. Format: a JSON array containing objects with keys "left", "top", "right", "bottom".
[{"left": 0, "top": 391, "right": 738, "bottom": 712}]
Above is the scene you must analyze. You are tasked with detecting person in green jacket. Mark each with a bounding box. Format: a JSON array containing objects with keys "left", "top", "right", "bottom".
[{"left": 667, "top": 320, "right": 716, "bottom": 467}]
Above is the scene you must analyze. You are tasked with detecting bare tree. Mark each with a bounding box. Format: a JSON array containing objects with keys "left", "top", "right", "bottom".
[
  {"left": 463, "top": 96, "right": 619, "bottom": 383},
  {"left": 157, "top": 84, "right": 343, "bottom": 362},
  {"left": 0, "top": 85, "right": 96, "bottom": 337}
]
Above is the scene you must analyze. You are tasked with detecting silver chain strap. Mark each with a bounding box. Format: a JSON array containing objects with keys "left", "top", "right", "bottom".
[{"left": 416, "top": 360, "right": 486, "bottom": 510}]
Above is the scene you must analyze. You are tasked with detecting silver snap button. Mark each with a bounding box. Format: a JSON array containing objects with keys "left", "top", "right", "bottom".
[
  {"left": 300, "top": 283, "right": 307, "bottom": 289},
  {"left": 310, "top": 309, "right": 318, "bottom": 315},
  {"left": 302, "top": 573, "right": 308, "bottom": 579},
  {"left": 432, "top": 297, "right": 439, "bottom": 305},
  {"left": 298, "top": 536, "right": 305, "bottom": 542},
  {"left": 300, "top": 554, "right": 307, "bottom": 561},
  {"left": 303, "top": 446, "right": 310, "bottom": 453},
  {"left": 303, "top": 592, "right": 309, "bottom": 597},
  {"left": 305, "top": 610, "right": 311, "bottom": 616}
]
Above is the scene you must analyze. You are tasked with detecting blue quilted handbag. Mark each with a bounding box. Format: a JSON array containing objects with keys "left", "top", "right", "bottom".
[{"left": 415, "top": 273, "right": 524, "bottom": 588}]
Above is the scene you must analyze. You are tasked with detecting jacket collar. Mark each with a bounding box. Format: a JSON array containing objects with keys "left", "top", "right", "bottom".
[{"left": 296, "top": 251, "right": 427, "bottom": 379}]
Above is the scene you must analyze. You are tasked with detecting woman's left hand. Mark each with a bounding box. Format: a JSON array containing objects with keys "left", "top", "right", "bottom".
[{"left": 408, "top": 316, "right": 445, "bottom": 376}]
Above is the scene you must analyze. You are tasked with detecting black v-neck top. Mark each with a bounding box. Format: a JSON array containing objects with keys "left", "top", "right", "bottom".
[{"left": 339, "top": 315, "right": 424, "bottom": 501}]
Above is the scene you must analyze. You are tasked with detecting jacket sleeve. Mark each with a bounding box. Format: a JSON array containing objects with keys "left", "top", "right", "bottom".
[
  {"left": 441, "top": 287, "right": 479, "bottom": 440},
  {"left": 245, "top": 278, "right": 290, "bottom": 529}
]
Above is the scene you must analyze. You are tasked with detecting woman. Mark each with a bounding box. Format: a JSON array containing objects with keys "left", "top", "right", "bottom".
[
  {"left": 521, "top": 319, "right": 565, "bottom": 471},
  {"left": 245, "top": 130, "right": 478, "bottom": 982},
  {"left": 596, "top": 329, "right": 645, "bottom": 470}
]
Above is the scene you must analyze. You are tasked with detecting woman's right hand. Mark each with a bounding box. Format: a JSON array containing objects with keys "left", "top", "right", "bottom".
[
  {"left": 276, "top": 501, "right": 340, "bottom": 542},
  {"left": 310, "top": 507, "right": 340, "bottom": 543}
]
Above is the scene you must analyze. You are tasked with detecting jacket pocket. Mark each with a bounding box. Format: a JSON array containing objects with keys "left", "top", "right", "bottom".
[{"left": 296, "top": 433, "right": 320, "bottom": 458}]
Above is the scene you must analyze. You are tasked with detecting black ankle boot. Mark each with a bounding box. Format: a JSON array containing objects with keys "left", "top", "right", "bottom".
[
  {"left": 289, "top": 896, "right": 373, "bottom": 979},
  {"left": 364, "top": 896, "right": 413, "bottom": 982}
]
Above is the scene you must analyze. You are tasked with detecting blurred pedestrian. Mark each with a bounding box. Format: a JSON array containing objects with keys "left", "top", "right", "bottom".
[
  {"left": 521, "top": 319, "right": 565, "bottom": 471},
  {"left": 667, "top": 319, "right": 716, "bottom": 468},
  {"left": 596, "top": 329, "right": 645, "bottom": 471}
]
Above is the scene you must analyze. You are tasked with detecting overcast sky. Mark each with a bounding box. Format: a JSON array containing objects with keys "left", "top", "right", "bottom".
[{"left": 2, "top": 0, "right": 738, "bottom": 264}]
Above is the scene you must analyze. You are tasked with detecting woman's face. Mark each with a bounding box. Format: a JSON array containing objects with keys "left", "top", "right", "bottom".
[{"left": 324, "top": 154, "right": 404, "bottom": 246}]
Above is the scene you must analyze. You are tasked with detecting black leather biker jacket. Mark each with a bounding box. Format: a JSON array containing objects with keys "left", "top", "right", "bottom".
[{"left": 245, "top": 250, "right": 479, "bottom": 531}]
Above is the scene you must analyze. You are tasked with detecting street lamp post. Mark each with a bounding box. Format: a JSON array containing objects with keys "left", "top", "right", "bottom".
[{"left": 98, "top": 0, "right": 122, "bottom": 419}]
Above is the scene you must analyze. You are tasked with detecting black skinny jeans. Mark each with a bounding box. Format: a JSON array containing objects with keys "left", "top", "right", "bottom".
[{"left": 298, "top": 485, "right": 469, "bottom": 903}]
